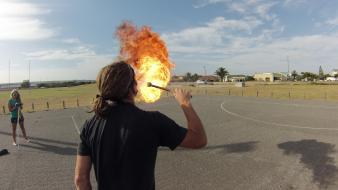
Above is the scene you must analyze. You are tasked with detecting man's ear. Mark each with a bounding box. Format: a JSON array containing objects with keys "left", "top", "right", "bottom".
[
  {"left": 128, "top": 86, "right": 137, "bottom": 97},
  {"left": 132, "top": 85, "right": 138, "bottom": 96}
]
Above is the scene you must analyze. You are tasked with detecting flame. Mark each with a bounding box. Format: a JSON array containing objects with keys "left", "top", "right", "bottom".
[{"left": 116, "top": 22, "right": 173, "bottom": 103}]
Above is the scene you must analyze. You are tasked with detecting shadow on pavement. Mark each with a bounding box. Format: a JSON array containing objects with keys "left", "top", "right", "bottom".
[
  {"left": 164, "top": 141, "right": 258, "bottom": 154},
  {"left": 278, "top": 139, "right": 338, "bottom": 189},
  {"left": 0, "top": 131, "right": 78, "bottom": 147},
  {"left": 205, "top": 141, "right": 258, "bottom": 154},
  {"left": 20, "top": 141, "right": 77, "bottom": 156}
]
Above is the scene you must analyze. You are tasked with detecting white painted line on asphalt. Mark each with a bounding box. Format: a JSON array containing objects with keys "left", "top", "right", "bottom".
[
  {"left": 220, "top": 101, "right": 338, "bottom": 131},
  {"left": 231, "top": 99, "right": 338, "bottom": 110},
  {"left": 71, "top": 115, "right": 81, "bottom": 134}
]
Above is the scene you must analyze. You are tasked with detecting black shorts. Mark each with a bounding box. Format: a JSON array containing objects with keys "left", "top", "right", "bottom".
[{"left": 11, "top": 116, "right": 24, "bottom": 124}]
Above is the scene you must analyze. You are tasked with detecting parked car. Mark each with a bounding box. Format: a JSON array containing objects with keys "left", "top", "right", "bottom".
[
  {"left": 196, "top": 80, "right": 214, "bottom": 85},
  {"left": 196, "top": 80, "right": 207, "bottom": 84}
]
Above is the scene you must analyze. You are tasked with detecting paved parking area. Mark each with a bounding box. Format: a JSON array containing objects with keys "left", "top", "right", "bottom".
[{"left": 1, "top": 96, "right": 338, "bottom": 190}]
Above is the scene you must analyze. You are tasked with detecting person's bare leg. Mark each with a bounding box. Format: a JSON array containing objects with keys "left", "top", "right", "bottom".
[
  {"left": 12, "top": 123, "right": 17, "bottom": 145},
  {"left": 19, "top": 121, "right": 29, "bottom": 141}
]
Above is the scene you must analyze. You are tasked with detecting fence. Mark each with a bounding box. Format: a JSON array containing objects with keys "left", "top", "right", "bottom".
[
  {"left": 1, "top": 97, "right": 93, "bottom": 115},
  {"left": 1, "top": 86, "right": 338, "bottom": 115},
  {"left": 164, "top": 86, "right": 338, "bottom": 101}
]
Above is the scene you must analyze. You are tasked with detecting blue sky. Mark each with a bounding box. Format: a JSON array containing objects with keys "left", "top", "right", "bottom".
[{"left": 1, "top": 0, "right": 338, "bottom": 83}]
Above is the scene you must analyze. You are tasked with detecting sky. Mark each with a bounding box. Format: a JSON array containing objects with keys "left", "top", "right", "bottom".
[{"left": 1, "top": 0, "right": 338, "bottom": 83}]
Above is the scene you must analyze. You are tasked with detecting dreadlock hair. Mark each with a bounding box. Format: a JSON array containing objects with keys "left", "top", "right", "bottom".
[{"left": 92, "top": 61, "right": 136, "bottom": 117}]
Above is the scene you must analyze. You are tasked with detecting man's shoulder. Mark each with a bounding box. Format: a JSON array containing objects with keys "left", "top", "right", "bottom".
[
  {"left": 125, "top": 104, "right": 158, "bottom": 117},
  {"left": 82, "top": 115, "right": 105, "bottom": 131},
  {"left": 134, "top": 106, "right": 164, "bottom": 120}
]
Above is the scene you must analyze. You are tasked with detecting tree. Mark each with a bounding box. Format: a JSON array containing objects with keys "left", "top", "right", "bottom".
[
  {"left": 215, "top": 67, "right": 229, "bottom": 82},
  {"left": 183, "top": 72, "right": 192, "bottom": 82},
  {"left": 291, "top": 70, "right": 298, "bottom": 80},
  {"left": 300, "top": 72, "right": 318, "bottom": 81},
  {"left": 21, "top": 80, "right": 30, "bottom": 88},
  {"left": 318, "top": 66, "right": 324, "bottom": 80},
  {"left": 245, "top": 76, "right": 255, "bottom": 81},
  {"left": 191, "top": 73, "right": 200, "bottom": 82}
]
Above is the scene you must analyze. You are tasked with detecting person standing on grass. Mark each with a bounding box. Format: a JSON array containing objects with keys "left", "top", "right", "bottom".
[
  {"left": 8, "top": 89, "right": 30, "bottom": 146},
  {"left": 75, "top": 61, "right": 207, "bottom": 190}
]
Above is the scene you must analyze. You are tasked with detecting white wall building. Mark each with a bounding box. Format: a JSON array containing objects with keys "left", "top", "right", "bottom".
[
  {"left": 253, "top": 72, "right": 288, "bottom": 82},
  {"left": 331, "top": 69, "right": 338, "bottom": 76},
  {"left": 325, "top": 77, "right": 338, "bottom": 81}
]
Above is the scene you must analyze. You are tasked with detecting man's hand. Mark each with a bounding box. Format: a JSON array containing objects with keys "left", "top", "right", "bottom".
[
  {"left": 172, "top": 88, "right": 191, "bottom": 107},
  {"left": 172, "top": 88, "right": 207, "bottom": 149}
]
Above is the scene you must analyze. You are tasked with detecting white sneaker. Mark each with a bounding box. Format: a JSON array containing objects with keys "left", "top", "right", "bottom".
[{"left": 12, "top": 142, "right": 17, "bottom": 146}]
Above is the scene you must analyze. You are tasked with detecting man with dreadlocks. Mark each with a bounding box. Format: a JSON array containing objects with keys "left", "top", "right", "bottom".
[{"left": 75, "top": 61, "right": 207, "bottom": 190}]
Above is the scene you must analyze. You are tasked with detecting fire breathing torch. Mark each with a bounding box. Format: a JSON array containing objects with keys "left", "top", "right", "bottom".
[{"left": 147, "top": 82, "right": 192, "bottom": 98}]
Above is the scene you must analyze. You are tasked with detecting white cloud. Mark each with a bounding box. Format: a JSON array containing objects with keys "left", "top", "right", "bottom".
[
  {"left": 325, "top": 17, "right": 338, "bottom": 26},
  {"left": 193, "top": 0, "right": 231, "bottom": 8},
  {"left": 24, "top": 46, "right": 98, "bottom": 61},
  {"left": 207, "top": 17, "right": 263, "bottom": 32},
  {"left": 163, "top": 8, "right": 338, "bottom": 74},
  {"left": 255, "top": 2, "right": 277, "bottom": 20},
  {"left": 283, "top": 0, "right": 307, "bottom": 6},
  {"left": 175, "top": 32, "right": 338, "bottom": 74},
  {"left": 162, "top": 16, "right": 263, "bottom": 54},
  {"left": 62, "top": 38, "right": 81, "bottom": 44},
  {"left": 195, "top": 0, "right": 278, "bottom": 21},
  {"left": 0, "top": 0, "right": 56, "bottom": 41}
]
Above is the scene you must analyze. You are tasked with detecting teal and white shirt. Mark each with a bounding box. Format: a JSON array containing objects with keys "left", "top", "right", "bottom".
[{"left": 8, "top": 98, "right": 21, "bottom": 119}]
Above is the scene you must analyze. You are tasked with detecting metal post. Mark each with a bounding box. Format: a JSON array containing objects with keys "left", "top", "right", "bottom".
[
  {"left": 77, "top": 98, "right": 79, "bottom": 107},
  {"left": 46, "top": 102, "right": 49, "bottom": 110},
  {"left": 241, "top": 89, "right": 243, "bottom": 96},
  {"left": 256, "top": 90, "right": 259, "bottom": 97},
  {"left": 289, "top": 91, "right": 291, "bottom": 100},
  {"left": 2, "top": 106, "right": 5, "bottom": 114},
  {"left": 271, "top": 92, "right": 273, "bottom": 98},
  {"left": 62, "top": 100, "right": 66, "bottom": 109},
  {"left": 228, "top": 89, "right": 230, "bottom": 96},
  {"left": 31, "top": 103, "right": 34, "bottom": 112}
]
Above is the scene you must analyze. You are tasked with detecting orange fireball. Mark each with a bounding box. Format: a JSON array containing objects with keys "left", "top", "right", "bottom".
[{"left": 116, "top": 22, "right": 173, "bottom": 103}]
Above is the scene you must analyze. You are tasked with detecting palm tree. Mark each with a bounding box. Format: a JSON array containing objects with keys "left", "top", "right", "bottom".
[
  {"left": 215, "top": 67, "right": 229, "bottom": 82},
  {"left": 291, "top": 70, "right": 298, "bottom": 80},
  {"left": 183, "top": 72, "right": 192, "bottom": 82}
]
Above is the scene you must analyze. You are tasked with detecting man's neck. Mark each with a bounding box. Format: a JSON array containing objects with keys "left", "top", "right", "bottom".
[{"left": 123, "top": 97, "right": 135, "bottom": 104}]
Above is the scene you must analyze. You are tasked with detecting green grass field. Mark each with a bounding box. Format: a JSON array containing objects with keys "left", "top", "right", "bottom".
[
  {"left": 1, "top": 82, "right": 338, "bottom": 114},
  {"left": 0, "top": 84, "right": 97, "bottom": 113}
]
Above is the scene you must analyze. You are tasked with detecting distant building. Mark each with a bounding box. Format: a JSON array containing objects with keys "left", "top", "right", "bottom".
[
  {"left": 253, "top": 72, "right": 288, "bottom": 82},
  {"left": 198, "top": 75, "right": 219, "bottom": 82},
  {"left": 326, "top": 77, "right": 338, "bottom": 81},
  {"left": 171, "top": 75, "right": 184, "bottom": 82},
  {"left": 224, "top": 75, "right": 246, "bottom": 82},
  {"left": 331, "top": 69, "right": 338, "bottom": 76},
  {"left": 0, "top": 83, "right": 21, "bottom": 89}
]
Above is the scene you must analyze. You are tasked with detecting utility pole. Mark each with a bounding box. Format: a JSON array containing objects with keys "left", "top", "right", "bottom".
[
  {"left": 29, "top": 60, "right": 31, "bottom": 89},
  {"left": 203, "top": 65, "right": 207, "bottom": 76},
  {"left": 29, "top": 60, "right": 31, "bottom": 82},
  {"left": 287, "top": 56, "right": 290, "bottom": 74},
  {"left": 8, "top": 60, "right": 10, "bottom": 89}
]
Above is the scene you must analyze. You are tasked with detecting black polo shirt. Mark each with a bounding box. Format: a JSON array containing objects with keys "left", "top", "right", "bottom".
[{"left": 78, "top": 102, "right": 187, "bottom": 190}]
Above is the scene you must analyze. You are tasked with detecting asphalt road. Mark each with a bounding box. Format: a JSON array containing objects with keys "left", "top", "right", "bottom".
[{"left": 1, "top": 96, "right": 338, "bottom": 190}]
